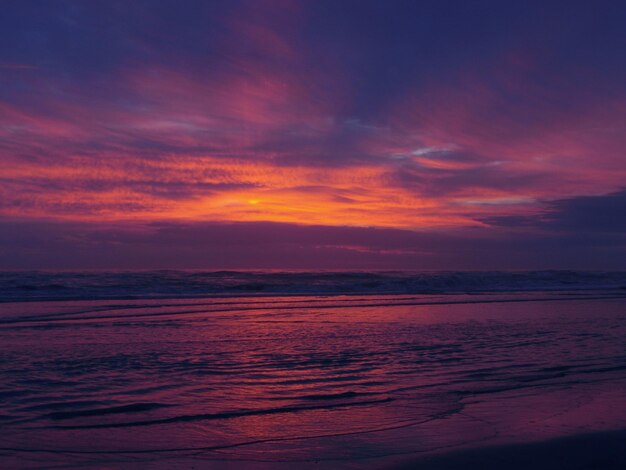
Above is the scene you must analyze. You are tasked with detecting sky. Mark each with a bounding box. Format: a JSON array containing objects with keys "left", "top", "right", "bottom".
[{"left": 1, "top": 0, "right": 625, "bottom": 270}]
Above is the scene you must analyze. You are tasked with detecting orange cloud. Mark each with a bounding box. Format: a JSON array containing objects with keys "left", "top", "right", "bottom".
[{"left": 1, "top": 7, "right": 624, "bottom": 234}]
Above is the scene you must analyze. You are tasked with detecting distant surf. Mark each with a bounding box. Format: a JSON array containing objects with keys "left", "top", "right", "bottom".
[{"left": 1, "top": 270, "right": 626, "bottom": 302}]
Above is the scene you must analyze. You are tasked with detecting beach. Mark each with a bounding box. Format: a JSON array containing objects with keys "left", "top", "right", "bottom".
[
  {"left": 387, "top": 429, "right": 626, "bottom": 470},
  {"left": 1, "top": 275, "right": 626, "bottom": 469},
  {"left": 3, "top": 0, "right": 625, "bottom": 466}
]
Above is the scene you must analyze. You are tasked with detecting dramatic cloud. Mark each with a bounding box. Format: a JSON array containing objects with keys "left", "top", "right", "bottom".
[{"left": 1, "top": 1, "right": 625, "bottom": 268}]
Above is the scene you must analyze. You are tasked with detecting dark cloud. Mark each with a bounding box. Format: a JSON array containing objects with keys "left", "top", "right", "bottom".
[
  {"left": 547, "top": 190, "right": 626, "bottom": 233},
  {"left": 482, "top": 189, "right": 626, "bottom": 233}
]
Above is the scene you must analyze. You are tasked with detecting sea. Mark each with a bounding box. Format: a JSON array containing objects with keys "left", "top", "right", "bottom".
[{"left": 1, "top": 270, "right": 626, "bottom": 468}]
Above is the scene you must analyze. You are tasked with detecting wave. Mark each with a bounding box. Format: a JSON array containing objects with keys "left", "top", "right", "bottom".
[
  {"left": 1, "top": 270, "right": 626, "bottom": 302},
  {"left": 52, "top": 397, "right": 395, "bottom": 429},
  {"left": 46, "top": 403, "right": 174, "bottom": 420}
]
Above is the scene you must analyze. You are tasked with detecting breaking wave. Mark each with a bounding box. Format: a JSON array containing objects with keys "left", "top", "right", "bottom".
[{"left": 2, "top": 270, "right": 625, "bottom": 302}]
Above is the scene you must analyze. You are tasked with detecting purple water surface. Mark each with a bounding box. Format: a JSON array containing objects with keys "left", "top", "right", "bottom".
[{"left": 1, "top": 291, "right": 626, "bottom": 468}]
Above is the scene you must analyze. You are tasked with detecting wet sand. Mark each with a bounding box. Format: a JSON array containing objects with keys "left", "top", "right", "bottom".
[{"left": 387, "top": 429, "right": 626, "bottom": 470}]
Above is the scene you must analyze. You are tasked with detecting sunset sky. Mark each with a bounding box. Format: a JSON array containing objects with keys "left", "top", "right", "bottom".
[{"left": 1, "top": 0, "right": 625, "bottom": 269}]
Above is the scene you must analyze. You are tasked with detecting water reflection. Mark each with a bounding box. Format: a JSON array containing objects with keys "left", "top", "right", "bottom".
[{"left": 1, "top": 294, "right": 626, "bottom": 468}]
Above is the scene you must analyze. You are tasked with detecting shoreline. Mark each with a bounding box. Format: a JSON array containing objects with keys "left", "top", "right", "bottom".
[{"left": 2, "top": 288, "right": 624, "bottom": 305}]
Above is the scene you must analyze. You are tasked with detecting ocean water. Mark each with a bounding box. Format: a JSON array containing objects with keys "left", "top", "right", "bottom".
[
  {"left": 1, "top": 271, "right": 626, "bottom": 468},
  {"left": 2, "top": 270, "right": 626, "bottom": 302}
]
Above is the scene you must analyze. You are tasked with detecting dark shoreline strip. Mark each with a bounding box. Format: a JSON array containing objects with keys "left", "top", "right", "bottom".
[
  {"left": 387, "top": 429, "right": 626, "bottom": 470},
  {"left": 3, "top": 428, "right": 626, "bottom": 465}
]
